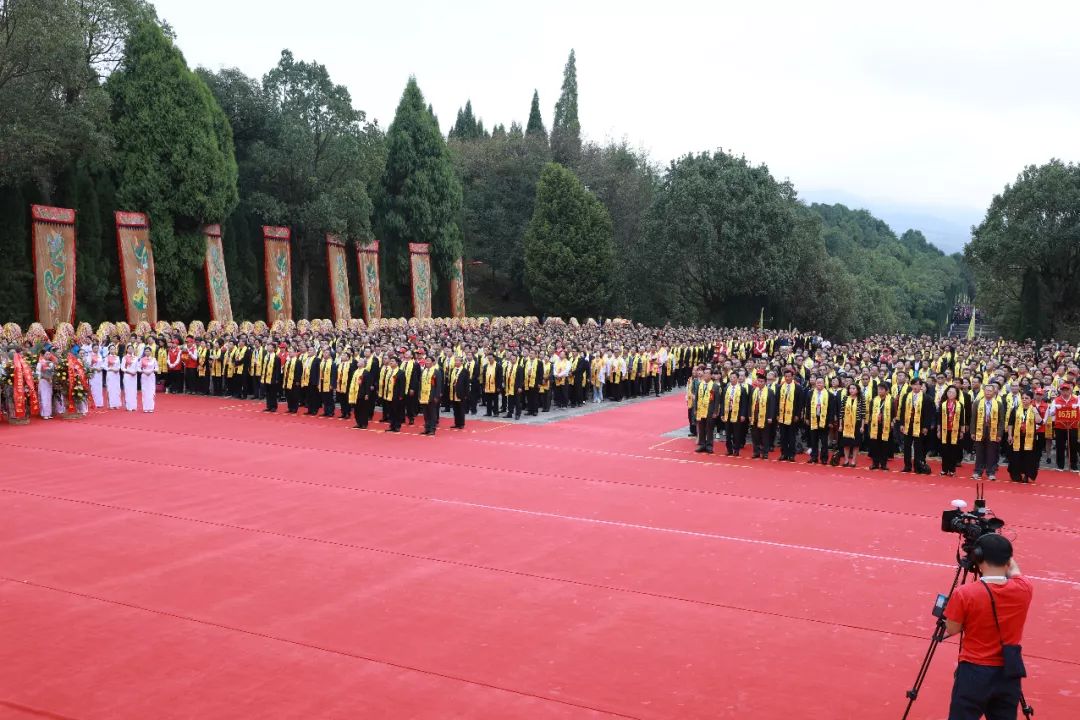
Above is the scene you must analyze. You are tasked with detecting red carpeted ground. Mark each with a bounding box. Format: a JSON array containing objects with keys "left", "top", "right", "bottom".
[{"left": 1, "top": 394, "right": 1078, "bottom": 720}]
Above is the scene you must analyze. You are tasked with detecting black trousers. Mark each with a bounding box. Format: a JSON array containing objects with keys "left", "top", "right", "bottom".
[
  {"left": 903, "top": 433, "right": 927, "bottom": 470},
  {"left": 339, "top": 397, "right": 352, "bottom": 419},
  {"left": 941, "top": 443, "right": 963, "bottom": 473},
  {"left": 184, "top": 367, "right": 196, "bottom": 393},
  {"left": 168, "top": 369, "right": 183, "bottom": 393},
  {"left": 1054, "top": 427, "right": 1078, "bottom": 469},
  {"left": 422, "top": 401, "right": 439, "bottom": 433},
  {"left": 696, "top": 417, "right": 714, "bottom": 452},
  {"left": 305, "top": 386, "right": 320, "bottom": 413},
  {"left": 725, "top": 421, "right": 746, "bottom": 454},
  {"left": 808, "top": 427, "right": 829, "bottom": 461},
  {"left": 1008, "top": 446, "right": 1038, "bottom": 482},
  {"left": 286, "top": 387, "right": 300, "bottom": 413},
  {"left": 688, "top": 408, "right": 697, "bottom": 436},
  {"left": 406, "top": 393, "right": 418, "bottom": 422},
  {"left": 322, "top": 389, "right": 335, "bottom": 416},
  {"left": 452, "top": 400, "right": 466, "bottom": 428},
  {"left": 778, "top": 423, "right": 797, "bottom": 459},
  {"left": 353, "top": 398, "right": 369, "bottom": 427},
  {"left": 265, "top": 383, "right": 280, "bottom": 412},
  {"left": 870, "top": 438, "right": 890, "bottom": 467},
  {"left": 388, "top": 399, "right": 404, "bottom": 430},
  {"left": 483, "top": 392, "right": 498, "bottom": 416},
  {"left": 948, "top": 662, "right": 1021, "bottom": 720},
  {"left": 505, "top": 393, "right": 521, "bottom": 419},
  {"left": 526, "top": 388, "right": 539, "bottom": 415},
  {"left": 750, "top": 425, "right": 770, "bottom": 457}
]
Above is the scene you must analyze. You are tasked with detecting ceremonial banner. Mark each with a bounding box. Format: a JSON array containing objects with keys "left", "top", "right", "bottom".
[
  {"left": 325, "top": 234, "right": 351, "bottom": 323},
  {"left": 449, "top": 256, "right": 466, "bottom": 319},
  {"left": 356, "top": 240, "right": 382, "bottom": 323},
  {"left": 203, "top": 224, "right": 233, "bottom": 324},
  {"left": 408, "top": 242, "right": 432, "bottom": 319},
  {"left": 262, "top": 226, "right": 292, "bottom": 324},
  {"left": 114, "top": 211, "right": 157, "bottom": 326},
  {"left": 30, "top": 205, "right": 77, "bottom": 331}
]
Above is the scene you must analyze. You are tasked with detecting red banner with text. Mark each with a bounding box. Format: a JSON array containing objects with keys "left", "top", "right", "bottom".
[
  {"left": 114, "top": 211, "right": 157, "bottom": 326},
  {"left": 31, "top": 205, "right": 77, "bottom": 330}
]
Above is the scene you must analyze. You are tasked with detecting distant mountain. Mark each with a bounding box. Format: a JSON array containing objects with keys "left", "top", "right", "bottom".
[{"left": 800, "top": 189, "right": 981, "bottom": 254}]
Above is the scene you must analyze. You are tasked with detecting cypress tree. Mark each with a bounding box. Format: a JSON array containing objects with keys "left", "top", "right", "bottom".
[
  {"left": 550, "top": 51, "right": 581, "bottom": 166},
  {"left": 526, "top": 89, "right": 547, "bottom": 142},
  {"left": 106, "top": 21, "right": 238, "bottom": 320},
  {"left": 523, "top": 163, "right": 613, "bottom": 318},
  {"left": 378, "top": 77, "right": 463, "bottom": 316},
  {"left": 0, "top": 183, "right": 36, "bottom": 326}
]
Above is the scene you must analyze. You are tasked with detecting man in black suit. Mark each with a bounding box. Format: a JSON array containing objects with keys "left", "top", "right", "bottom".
[
  {"left": 420, "top": 356, "right": 443, "bottom": 435},
  {"left": 448, "top": 355, "right": 470, "bottom": 429},
  {"left": 386, "top": 356, "right": 406, "bottom": 432}
]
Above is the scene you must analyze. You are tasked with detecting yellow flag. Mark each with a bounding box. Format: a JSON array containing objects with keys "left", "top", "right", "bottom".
[{"left": 966, "top": 310, "right": 976, "bottom": 340}]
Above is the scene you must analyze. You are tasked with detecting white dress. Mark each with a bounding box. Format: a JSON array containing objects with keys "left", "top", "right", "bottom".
[
  {"left": 90, "top": 357, "right": 105, "bottom": 408},
  {"left": 106, "top": 356, "right": 122, "bottom": 409},
  {"left": 122, "top": 356, "right": 139, "bottom": 411},
  {"left": 140, "top": 359, "right": 157, "bottom": 412},
  {"left": 37, "top": 361, "right": 53, "bottom": 419}
]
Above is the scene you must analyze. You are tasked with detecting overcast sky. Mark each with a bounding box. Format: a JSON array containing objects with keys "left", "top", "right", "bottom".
[{"left": 155, "top": 0, "right": 1080, "bottom": 252}]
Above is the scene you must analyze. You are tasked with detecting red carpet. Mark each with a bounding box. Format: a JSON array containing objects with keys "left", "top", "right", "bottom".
[{"left": 1, "top": 395, "right": 1078, "bottom": 719}]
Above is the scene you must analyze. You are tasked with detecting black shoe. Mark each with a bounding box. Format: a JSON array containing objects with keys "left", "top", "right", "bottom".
[{"left": 901, "top": 467, "right": 912, "bottom": 473}]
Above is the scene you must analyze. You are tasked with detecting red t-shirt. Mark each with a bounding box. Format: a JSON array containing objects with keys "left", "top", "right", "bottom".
[{"left": 944, "top": 577, "right": 1033, "bottom": 666}]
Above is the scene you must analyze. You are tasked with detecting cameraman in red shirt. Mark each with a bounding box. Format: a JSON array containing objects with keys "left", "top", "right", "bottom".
[{"left": 944, "top": 534, "right": 1033, "bottom": 720}]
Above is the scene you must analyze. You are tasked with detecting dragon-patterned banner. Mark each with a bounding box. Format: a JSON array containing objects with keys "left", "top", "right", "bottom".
[
  {"left": 408, "top": 242, "right": 432, "bottom": 319},
  {"left": 449, "top": 257, "right": 466, "bottom": 319},
  {"left": 115, "top": 211, "right": 157, "bottom": 326},
  {"left": 262, "top": 226, "right": 292, "bottom": 324},
  {"left": 31, "top": 205, "right": 77, "bottom": 330},
  {"left": 325, "top": 234, "right": 351, "bottom": 323},
  {"left": 356, "top": 240, "right": 382, "bottom": 323},
  {"left": 203, "top": 224, "right": 233, "bottom": 324}
]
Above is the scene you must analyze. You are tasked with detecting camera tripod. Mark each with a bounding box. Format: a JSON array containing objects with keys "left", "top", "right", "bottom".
[{"left": 900, "top": 554, "right": 1034, "bottom": 719}]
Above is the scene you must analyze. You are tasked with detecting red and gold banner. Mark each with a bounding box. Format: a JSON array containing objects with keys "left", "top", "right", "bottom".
[
  {"left": 408, "top": 242, "right": 432, "bottom": 319},
  {"left": 325, "top": 234, "right": 351, "bottom": 323},
  {"left": 356, "top": 240, "right": 382, "bottom": 323},
  {"left": 449, "top": 257, "right": 466, "bottom": 319},
  {"left": 203, "top": 224, "right": 233, "bottom": 324},
  {"left": 263, "top": 226, "right": 292, "bottom": 324},
  {"left": 114, "top": 211, "right": 157, "bottom": 326},
  {"left": 31, "top": 204, "right": 77, "bottom": 331}
]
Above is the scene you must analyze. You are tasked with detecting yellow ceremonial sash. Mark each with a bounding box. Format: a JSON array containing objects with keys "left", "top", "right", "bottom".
[
  {"left": 940, "top": 401, "right": 961, "bottom": 445},
  {"left": 904, "top": 393, "right": 924, "bottom": 435},
  {"left": 842, "top": 396, "right": 859, "bottom": 438},
  {"left": 449, "top": 367, "right": 463, "bottom": 401},
  {"left": 336, "top": 360, "right": 352, "bottom": 393},
  {"left": 869, "top": 396, "right": 892, "bottom": 440},
  {"left": 283, "top": 357, "right": 297, "bottom": 390},
  {"left": 419, "top": 367, "right": 436, "bottom": 403},
  {"left": 262, "top": 353, "right": 276, "bottom": 384},
  {"left": 301, "top": 356, "right": 314, "bottom": 386},
  {"left": 1012, "top": 406, "right": 1036, "bottom": 451},
  {"left": 319, "top": 360, "right": 333, "bottom": 392},
  {"left": 197, "top": 347, "right": 208, "bottom": 376},
  {"left": 724, "top": 385, "right": 740, "bottom": 423},
  {"left": 484, "top": 362, "right": 497, "bottom": 393},
  {"left": 778, "top": 382, "right": 796, "bottom": 424},
  {"left": 973, "top": 397, "right": 1002, "bottom": 442},
  {"left": 348, "top": 367, "right": 365, "bottom": 404},
  {"left": 809, "top": 389, "right": 829, "bottom": 430},
  {"left": 751, "top": 386, "right": 769, "bottom": 428},
  {"left": 696, "top": 381, "right": 714, "bottom": 421}
]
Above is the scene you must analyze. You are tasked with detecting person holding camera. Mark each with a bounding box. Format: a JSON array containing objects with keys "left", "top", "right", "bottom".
[{"left": 943, "top": 534, "right": 1033, "bottom": 720}]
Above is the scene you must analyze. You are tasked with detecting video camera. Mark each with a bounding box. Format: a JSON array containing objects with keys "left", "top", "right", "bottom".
[{"left": 940, "top": 483, "right": 1004, "bottom": 571}]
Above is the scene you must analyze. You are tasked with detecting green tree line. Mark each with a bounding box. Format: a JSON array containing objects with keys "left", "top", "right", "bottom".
[{"left": 4, "top": 0, "right": 1068, "bottom": 340}]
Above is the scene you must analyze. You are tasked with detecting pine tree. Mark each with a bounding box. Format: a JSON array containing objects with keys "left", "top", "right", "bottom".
[
  {"left": 525, "top": 90, "right": 547, "bottom": 142},
  {"left": 550, "top": 51, "right": 581, "bottom": 166},
  {"left": 378, "top": 77, "right": 463, "bottom": 315},
  {"left": 523, "top": 163, "right": 613, "bottom": 317},
  {"left": 106, "top": 21, "right": 238, "bottom": 319}
]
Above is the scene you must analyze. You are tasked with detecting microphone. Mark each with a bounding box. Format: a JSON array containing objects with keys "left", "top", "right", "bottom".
[{"left": 951, "top": 499, "right": 968, "bottom": 510}]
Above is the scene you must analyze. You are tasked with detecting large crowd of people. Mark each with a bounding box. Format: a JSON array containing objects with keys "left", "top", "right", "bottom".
[
  {"left": 4, "top": 318, "right": 1080, "bottom": 484},
  {"left": 686, "top": 332, "right": 1080, "bottom": 483}
]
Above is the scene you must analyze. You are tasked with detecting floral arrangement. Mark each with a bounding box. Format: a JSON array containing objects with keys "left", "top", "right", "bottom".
[
  {"left": 171, "top": 321, "right": 187, "bottom": 335},
  {"left": 27, "top": 322, "right": 48, "bottom": 344},
  {"left": 189, "top": 320, "right": 205, "bottom": 337},
  {"left": 296, "top": 319, "right": 310, "bottom": 334},
  {"left": 253, "top": 321, "right": 267, "bottom": 336},
  {"left": 224, "top": 321, "right": 238, "bottom": 334},
  {"left": 115, "top": 321, "right": 130, "bottom": 337},
  {"left": 239, "top": 321, "right": 253, "bottom": 334},
  {"left": 52, "top": 353, "right": 89, "bottom": 416},
  {"left": 3, "top": 322, "right": 22, "bottom": 341}
]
